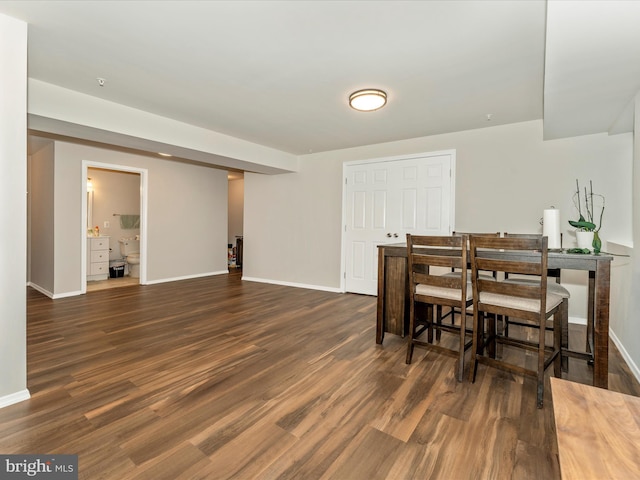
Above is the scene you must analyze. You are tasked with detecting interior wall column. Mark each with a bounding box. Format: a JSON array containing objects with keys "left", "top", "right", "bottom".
[
  {"left": 626, "top": 94, "right": 640, "bottom": 370},
  {"left": 0, "top": 13, "right": 29, "bottom": 407}
]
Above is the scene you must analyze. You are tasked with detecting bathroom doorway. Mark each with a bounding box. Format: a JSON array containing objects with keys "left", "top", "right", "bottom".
[
  {"left": 228, "top": 171, "right": 244, "bottom": 272},
  {"left": 82, "top": 161, "right": 147, "bottom": 293}
]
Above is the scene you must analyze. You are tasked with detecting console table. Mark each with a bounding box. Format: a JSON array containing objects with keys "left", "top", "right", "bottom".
[{"left": 376, "top": 243, "right": 613, "bottom": 388}]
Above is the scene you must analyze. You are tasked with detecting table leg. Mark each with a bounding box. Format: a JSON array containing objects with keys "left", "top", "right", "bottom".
[
  {"left": 376, "top": 248, "right": 385, "bottom": 344},
  {"left": 586, "top": 271, "right": 595, "bottom": 356},
  {"left": 593, "top": 261, "right": 610, "bottom": 389}
]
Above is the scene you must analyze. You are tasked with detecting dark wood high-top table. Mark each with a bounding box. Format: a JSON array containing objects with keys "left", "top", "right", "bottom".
[{"left": 376, "top": 243, "right": 613, "bottom": 388}]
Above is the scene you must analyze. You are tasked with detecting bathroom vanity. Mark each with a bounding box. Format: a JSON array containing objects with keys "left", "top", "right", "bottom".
[{"left": 87, "top": 236, "right": 110, "bottom": 281}]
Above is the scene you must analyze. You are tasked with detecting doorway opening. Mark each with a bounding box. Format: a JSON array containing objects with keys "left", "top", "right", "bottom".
[
  {"left": 228, "top": 171, "right": 244, "bottom": 272},
  {"left": 81, "top": 161, "right": 148, "bottom": 293}
]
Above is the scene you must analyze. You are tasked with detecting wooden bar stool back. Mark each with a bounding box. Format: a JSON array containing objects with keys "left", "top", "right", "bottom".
[
  {"left": 468, "top": 235, "right": 563, "bottom": 408},
  {"left": 405, "top": 234, "right": 473, "bottom": 382},
  {"left": 502, "top": 233, "right": 570, "bottom": 371}
]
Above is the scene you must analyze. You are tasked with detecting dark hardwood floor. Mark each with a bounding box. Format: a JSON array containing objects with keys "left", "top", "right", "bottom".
[{"left": 1, "top": 271, "right": 639, "bottom": 479}]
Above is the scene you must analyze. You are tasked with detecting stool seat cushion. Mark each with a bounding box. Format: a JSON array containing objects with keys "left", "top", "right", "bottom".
[
  {"left": 416, "top": 282, "right": 472, "bottom": 301},
  {"left": 479, "top": 291, "right": 563, "bottom": 313}
]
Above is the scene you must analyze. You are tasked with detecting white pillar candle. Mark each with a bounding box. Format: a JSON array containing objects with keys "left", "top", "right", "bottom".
[{"left": 543, "top": 208, "right": 561, "bottom": 249}]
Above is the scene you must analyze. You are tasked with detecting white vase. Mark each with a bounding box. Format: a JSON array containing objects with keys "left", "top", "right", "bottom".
[{"left": 576, "top": 230, "right": 594, "bottom": 250}]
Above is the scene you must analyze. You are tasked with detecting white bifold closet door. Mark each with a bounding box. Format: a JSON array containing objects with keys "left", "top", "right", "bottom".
[{"left": 343, "top": 151, "right": 454, "bottom": 295}]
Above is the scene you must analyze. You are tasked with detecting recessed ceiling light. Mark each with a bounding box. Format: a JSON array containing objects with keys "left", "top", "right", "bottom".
[
  {"left": 349, "top": 89, "right": 387, "bottom": 112},
  {"left": 158, "top": 152, "right": 172, "bottom": 157}
]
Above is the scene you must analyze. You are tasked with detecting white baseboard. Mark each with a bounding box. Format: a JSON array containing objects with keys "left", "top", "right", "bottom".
[
  {"left": 27, "top": 282, "right": 53, "bottom": 298},
  {"left": 0, "top": 389, "right": 30, "bottom": 409},
  {"left": 569, "top": 315, "right": 587, "bottom": 325},
  {"left": 144, "top": 270, "right": 228, "bottom": 285},
  {"left": 241, "top": 276, "right": 343, "bottom": 293},
  {"left": 609, "top": 329, "right": 640, "bottom": 386},
  {"left": 569, "top": 317, "right": 640, "bottom": 385},
  {"left": 28, "top": 282, "right": 82, "bottom": 299},
  {"left": 53, "top": 290, "right": 83, "bottom": 299}
]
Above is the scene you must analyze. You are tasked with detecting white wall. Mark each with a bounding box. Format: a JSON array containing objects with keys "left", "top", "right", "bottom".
[
  {"left": 0, "top": 13, "right": 29, "bottom": 406},
  {"left": 610, "top": 93, "right": 640, "bottom": 381},
  {"left": 28, "top": 143, "right": 55, "bottom": 294},
  {"left": 54, "top": 147, "right": 83, "bottom": 295},
  {"left": 145, "top": 153, "right": 228, "bottom": 282},
  {"left": 244, "top": 119, "right": 632, "bottom": 313},
  {"left": 32, "top": 141, "right": 229, "bottom": 296},
  {"left": 244, "top": 158, "right": 344, "bottom": 290}
]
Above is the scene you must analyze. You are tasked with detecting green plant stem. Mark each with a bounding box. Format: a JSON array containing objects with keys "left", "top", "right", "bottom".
[{"left": 576, "top": 179, "right": 582, "bottom": 218}]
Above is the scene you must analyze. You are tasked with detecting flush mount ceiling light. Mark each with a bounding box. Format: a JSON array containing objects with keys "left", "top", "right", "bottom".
[{"left": 349, "top": 89, "right": 387, "bottom": 112}]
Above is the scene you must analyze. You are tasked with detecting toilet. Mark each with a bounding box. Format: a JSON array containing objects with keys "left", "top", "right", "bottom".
[{"left": 119, "top": 237, "right": 140, "bottom": 278}]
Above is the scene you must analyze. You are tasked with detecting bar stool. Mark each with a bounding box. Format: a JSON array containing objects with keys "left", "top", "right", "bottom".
[
  {"left": 468, "top": 235, "right": 563, "bottom": 408},
  {"left": 405, "top": 234, "right": 473, "bottom": 382},
  {"left": 503, "top": 233, "right": 570, "bottom": 371}
]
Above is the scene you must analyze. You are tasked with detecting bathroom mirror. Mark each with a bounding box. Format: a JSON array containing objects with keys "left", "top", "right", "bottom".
[{"left": 87, "top": 190, "right": 93, "bottom": 231}]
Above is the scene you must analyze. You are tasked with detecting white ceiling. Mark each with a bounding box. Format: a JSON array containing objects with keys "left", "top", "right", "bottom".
[
  {"left": 544, "top": 0, "right": 640, "bottom": 139},
  {"left": 0, "top": 0, "right": 638, "bottom": 160}
]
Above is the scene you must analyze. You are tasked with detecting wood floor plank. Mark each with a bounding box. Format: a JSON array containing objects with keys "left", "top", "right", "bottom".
[
  {"left": 369, "top": 351, "right": 451, "bottom": 442},
  {"left": 128, "top": 442, "right": 211, "bottom": 480},
  {"left": 0, "top": 272, "right": 637, "bottom": 479},
  {"left": 205, "top": 418, "right": 298, "bottom": 479},
  {"left": 407, "top": 408, "right": 474, "bottom": 479},
  {"left": 318, "top": 426, "right": 404, "bottom": 480}
]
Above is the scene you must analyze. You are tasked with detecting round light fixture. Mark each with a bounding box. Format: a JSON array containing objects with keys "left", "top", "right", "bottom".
[{"left": 349, "top": 89, "right": 387, "bottom": 112}]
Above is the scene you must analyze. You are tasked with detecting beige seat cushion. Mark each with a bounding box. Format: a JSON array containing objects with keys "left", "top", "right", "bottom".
[
  {"left": 479, "top": 291, "right": 563, "bottom": 313},
  {"left": 416, "top": 282, "right": 472, "bottom": 301}
]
